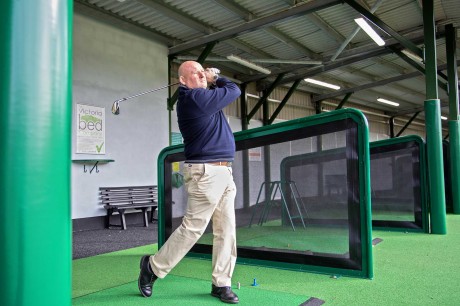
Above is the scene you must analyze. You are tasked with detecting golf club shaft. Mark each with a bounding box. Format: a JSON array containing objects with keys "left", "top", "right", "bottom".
[
  {"left": 118, "top": 82, "right": 179, "bottom": 102},
  {"left": 112, "top": 82, "right": 179, "bottom": 115}
]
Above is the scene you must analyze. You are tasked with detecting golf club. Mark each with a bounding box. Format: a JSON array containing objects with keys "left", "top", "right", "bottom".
[{"left": 111, "top": 82, "right": 179, "bottom": 115}]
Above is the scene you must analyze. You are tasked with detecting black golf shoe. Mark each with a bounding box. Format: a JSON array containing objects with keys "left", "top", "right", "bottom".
[
  {"left": 138, "top": 255, "right": 157, "bottom": 297},
  {"left": 211, "top": 284, "right": 239, "bottom": 304}
]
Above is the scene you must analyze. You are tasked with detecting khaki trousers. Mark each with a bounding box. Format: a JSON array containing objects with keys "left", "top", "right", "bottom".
[{"left": 150, "top": 163, "right": 237, "bottom": 287}]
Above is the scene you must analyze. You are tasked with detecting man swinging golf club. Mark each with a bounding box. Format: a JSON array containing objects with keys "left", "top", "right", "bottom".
[{"left": 138, "top": 60, "right": 241, "bottom": 304}]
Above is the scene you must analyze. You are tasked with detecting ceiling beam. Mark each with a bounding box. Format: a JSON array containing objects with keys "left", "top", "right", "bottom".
[
  {"left": 247, "top": 74, "right": 286, "bottom": 122},
  {"left": 389, "top": 101, "right": 449, "bottom": 117},
  {"left": 314, "top": 72, "right": 420, "bottom": 102},
  {"left": 244, "top": 49, "right": 391, "bottom": 86},
  {"left": 331, "top": 0, "right": 384, "bottom": 61},
  {"left": 268, "top": 79, "right": 302, "bottom": 124},
  {"left": 344, "top": 0, "right": 423, "bottom": 58},
  {"left": 313, "top": 61, "right": 456, "bottom": 102},
  {"left": 395, "top": 111, "right": 420, "bottom": 137},
  {"left": 308, "top": 13, "right": 346, "bottom": 44},
  {"left": 390, "top": 46, "right": 449, "bottom": 92},
  {"left": 325, "top": 27, "right": 424, "bottom": 60},
  {"left": 214, "top": 0, "right": 320, "bottom": 59},
  {"left": 337, "top": 66, "right": 425, "bottom": 101},
  {"left": 142, "top": 0, "right": 272, "bottom": 59},
  {"left": 241, "top": 28, "right": 440, "bottom": 84},
  {"left": 273, "top": 48, "right": 390, "bottom": 85},
  {"left": 168, "top": 0, "right": 342, "bottom": 55}
]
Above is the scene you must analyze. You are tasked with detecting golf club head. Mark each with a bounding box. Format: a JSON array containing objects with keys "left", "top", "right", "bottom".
[{"left": 112, "top": 100, "right": 120, "bottom": 115}]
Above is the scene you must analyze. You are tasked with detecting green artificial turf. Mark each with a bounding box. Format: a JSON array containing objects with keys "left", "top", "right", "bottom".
[
  {"left": 73, "top": 215, "right": 460, "bottom": 305},
  {"left": 72, "top": 244, "right": 310, "bottom": 305},
  {"left": 73, "top": 274, "right": 309, "bottom": 306},
  {"left": 198, "top": 220, "right": 349, "bottom": 254}
]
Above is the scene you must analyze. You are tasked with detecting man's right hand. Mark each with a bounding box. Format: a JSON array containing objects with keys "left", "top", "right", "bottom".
[{"left": 205, "top": 68, "right": 220, "bottom": 84}]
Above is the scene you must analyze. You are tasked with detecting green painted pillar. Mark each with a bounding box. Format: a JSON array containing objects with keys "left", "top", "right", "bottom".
[
  {"left": 423, "top": 0, "right": 438, "bottom": 100},
  {"left": 423, "top": 0, "right": 446, "bottom": 234},
  {"left": 425, "top": 100, "right": 447, "bottom": 233},
  {"left": 445, "top": 24, "right": 460, "bottom": 214},
  {"left": 0, "top": 1, "right": 73, "bottom": 305}
]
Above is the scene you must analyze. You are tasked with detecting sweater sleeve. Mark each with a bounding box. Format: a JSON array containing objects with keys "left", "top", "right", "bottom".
[{"left": 191, "top": 77, "right": 241, "bottom": 114}]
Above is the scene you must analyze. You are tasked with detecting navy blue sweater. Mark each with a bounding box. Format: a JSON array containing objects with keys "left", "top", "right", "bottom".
[{"left": 177, "top": 77, "right": 241, "bottom": 162}]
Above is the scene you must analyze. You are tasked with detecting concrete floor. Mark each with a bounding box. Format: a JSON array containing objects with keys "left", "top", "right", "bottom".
[{"left": 72, "top": 222, "right": 158, "bottom": 259}]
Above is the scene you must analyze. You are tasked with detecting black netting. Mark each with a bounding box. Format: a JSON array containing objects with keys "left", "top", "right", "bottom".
[{"left": 370, "top": 140, "right": 425, "bottom": 230}]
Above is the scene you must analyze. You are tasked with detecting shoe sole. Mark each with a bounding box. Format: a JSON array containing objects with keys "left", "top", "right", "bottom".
[{"left": 138, "top": 255, "right": 151, "bottom": 298}]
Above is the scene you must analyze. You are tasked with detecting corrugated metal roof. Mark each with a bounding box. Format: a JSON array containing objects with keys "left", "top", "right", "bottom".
[{"left": 76, "top": 0, "right": 460, "bottom": 118}]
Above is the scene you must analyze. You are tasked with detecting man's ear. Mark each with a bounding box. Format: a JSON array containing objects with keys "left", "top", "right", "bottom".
[{"left": 179, "top": 75, "right": 185, "bottom": 85}]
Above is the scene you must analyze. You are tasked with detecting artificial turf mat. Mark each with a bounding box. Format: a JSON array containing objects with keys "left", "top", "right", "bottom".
[
  {"left": 73, "top": 215, "right": 460, "bottom": 305},
  {"left": 73, "top": 274, "right": 310, "bottom": 305}
]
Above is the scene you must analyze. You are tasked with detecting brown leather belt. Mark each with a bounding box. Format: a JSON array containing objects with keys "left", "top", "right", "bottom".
[{"left": 207, "top": 161, "right": 232, "bottom": 167}]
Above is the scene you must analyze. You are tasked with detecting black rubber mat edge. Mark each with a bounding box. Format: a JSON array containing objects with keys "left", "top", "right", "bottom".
[
  {"left": 372, "top": 238, "right": 383, "bottom": 246},
  {"left": 299, "top": 297, "right": 325, "bottom": 306}
]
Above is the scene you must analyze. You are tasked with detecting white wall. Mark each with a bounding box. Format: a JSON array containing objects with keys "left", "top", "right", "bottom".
[{"left": 72, "top": 13, "right": 169, "bottom": 219}]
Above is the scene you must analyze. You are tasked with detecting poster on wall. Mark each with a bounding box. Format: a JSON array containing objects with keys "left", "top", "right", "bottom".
[{"left": 76, "top": 104, "right": 105, "bottom": 154}]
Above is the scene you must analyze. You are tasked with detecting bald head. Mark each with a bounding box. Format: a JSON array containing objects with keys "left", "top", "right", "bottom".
[{"left": 178, "top": 61, "right": 207, "bottom": 89}]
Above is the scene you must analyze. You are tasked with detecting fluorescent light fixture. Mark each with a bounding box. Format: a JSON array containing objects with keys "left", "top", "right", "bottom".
[
  {"left": 304, "top": 78, "right": 340, "bottom": 90},
  {"left": 441, "top": 116, "right": 448, "bottom": 120},
  {"left": 246, "top": 93, "right": 281, "bottom": 103},
  {"left": 354, "top": 17, "right": 385, "bottom": 46},
  {"left": 377, "top": 98, "right": 399, "bottom": 107},
  {"left": 246, "top": 93, "right": 260, "bottom": 99},
  {"left": 401, "top": 49, "right": 424, "bottom": 63},
  {"left": 227, "top": 54, "right": 271, "bottom": 74}
]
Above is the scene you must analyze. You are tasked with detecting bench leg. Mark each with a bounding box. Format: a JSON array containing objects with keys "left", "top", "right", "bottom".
[
  {"left": 141, "top": 208, "right": 149, "bottom": 228},
  {"left": 118, "top": 209, "right": 127, "bottom": 230}
]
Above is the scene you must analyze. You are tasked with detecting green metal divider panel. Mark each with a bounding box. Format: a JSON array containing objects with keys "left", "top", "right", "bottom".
[
  {"left": 157, "top": 109, "right": 372, "bottom": 279},
  {"left": 370, "top": 135, "right": 429, "bottom": 232}
]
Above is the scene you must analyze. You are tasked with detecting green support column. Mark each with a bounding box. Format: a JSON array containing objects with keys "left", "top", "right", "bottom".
[
  {"left": 423, "top": 0, "right": 439, "bottom": 99},
  {"left": 423, "top": 0, "right": 446, "bottom": 234},
  {"left": 425, "top": 100, "right": 447, "bottom": 233},
  {"left": 446, "top": 24, "right": 460, "bottom": 214},
  {"left": 0, "top": 1, "right": 73, "bottom": 305}
]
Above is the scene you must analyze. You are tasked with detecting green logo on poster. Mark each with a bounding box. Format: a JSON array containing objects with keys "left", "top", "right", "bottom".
[
  {"left": 96, "top": 142, "right": 104, "bottom": 153},
  {"left": 79, "top": 114, "right": 103, "bottom": 131}
]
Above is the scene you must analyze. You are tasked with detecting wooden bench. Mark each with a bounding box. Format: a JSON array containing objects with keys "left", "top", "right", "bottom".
[{"left": 100, "top": 185, "right": 158, "bottom": 230}]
